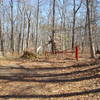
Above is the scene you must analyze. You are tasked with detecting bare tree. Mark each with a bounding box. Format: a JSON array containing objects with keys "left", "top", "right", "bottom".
[
  {"left": 51, "top": 0, "right": 56, "bottom": 53},
  {"left": 57, "top": 0, "right": 67, "bottom": 50},
  {"left": 35, "top": 0, "right": 40, "bottom": 53},
  {"left": 72, "top": 0, "right": 82, "bottom": 49},
  {"left": 86, "top": 0, "right": 95, "bottom": 58},
  {"left": 10, "top": 0, "right": 14, "bottom": 53},
  {"left": 0, "top": 16, "right": 4, "bottom": 55},
  {"left": 0, "top": 0, "right": 4, "bottom": 55},
  {"left": 16, "top": 0, "right": 22, "bottom": 54},
  {"left": 26, "top": 10, "right": 31, "bottom": 49}
]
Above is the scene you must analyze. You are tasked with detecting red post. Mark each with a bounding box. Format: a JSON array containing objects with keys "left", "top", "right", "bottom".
[{"left": 75, "top": 46, "right": 79, "bottom": 61}]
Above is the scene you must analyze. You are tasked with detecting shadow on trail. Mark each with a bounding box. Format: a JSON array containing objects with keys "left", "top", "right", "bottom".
[
  {"left": 14, "top": 66, "right": 100, "bottom": 77},
  {"left": 0, "top": 61, "right": 99, "bottom": 83},
  {"left": 0, "top": 88, "right": 99, "bottom": 98},
  {"left": 0, "top": 60, "right": 100, "bottom": 71},
  {"left": 0, "top": 66, "right": 99, "bottom": 78},
  {"left": 0, "top": 61, "right": 100, "bottom": 99},
  {"left": 0, "top": 74, "right": 99, "bottom": 83}
]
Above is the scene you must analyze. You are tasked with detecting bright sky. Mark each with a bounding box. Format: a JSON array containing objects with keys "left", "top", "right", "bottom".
[{"left": 2, "top": 0, "right": 100, "bottom": 24}]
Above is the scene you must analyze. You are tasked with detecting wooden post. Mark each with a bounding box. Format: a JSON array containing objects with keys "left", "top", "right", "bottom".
[{"left": 75, "top": 46, "right": 79, "bottom": 61}]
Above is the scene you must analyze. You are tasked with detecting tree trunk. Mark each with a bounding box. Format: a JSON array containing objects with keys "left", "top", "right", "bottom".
[
  {"left": 72, "top": 0, "right": 75, "bottom": 50},
  {"left": 10, "top": 0, "right": 14, "bottom": 53},
  {"left": 86, "top": 0, "right": 95, "bottom": 58},
  {"left": 26, "top": 18, "right": 30, "bottom": 49},
  {"left": 35, "top": 0, "right": 39, "bottom": 53},
  {"left": 51, "top": 0, "right": 56, "bottom": 54},
  {"left": 18, "top": 23, "right": 22, "bottom": 54},
  {"left": 0, "top": 18, "right": 4, "bottom": 56},
  {"left": 21, "top": 12, "right": 25, "bottom": 52},
  {"left": 72, "top": 0, "right": 82, "bottom": 50}
]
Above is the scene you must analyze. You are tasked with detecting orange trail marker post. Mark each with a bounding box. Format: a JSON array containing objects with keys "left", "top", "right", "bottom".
[{"left": 75, "top": 46, "right": 79, "bottom": 61}]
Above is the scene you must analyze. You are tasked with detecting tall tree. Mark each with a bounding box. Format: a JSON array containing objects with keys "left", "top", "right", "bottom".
[
  {"left": 86, "top": 0, "right": 95, "bottom": 58},
  {"left": 72, "top": 0, "right": 82, "bottom": 49},
  {"left": 0, "top": 0, "right": 4, "bottom": 55},
  {"left": 26, "top": 10, "right": 31, "bottom": 49},
  {"left": 10, "top": 0, "right": 14, "bottom": 53},
  {"left": 16, "top": 0, "right": 22, "bottom": 54},
  {"left": 51, "top": 0, "right": 56, "bottom": 53},
  {"left": 35, "top": 0, "right": 40, "bottom": 53}
]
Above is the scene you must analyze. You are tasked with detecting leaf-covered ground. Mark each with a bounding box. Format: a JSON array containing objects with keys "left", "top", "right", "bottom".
[{"left": 0, "top": 55, "right": 100, "bottom": 100}]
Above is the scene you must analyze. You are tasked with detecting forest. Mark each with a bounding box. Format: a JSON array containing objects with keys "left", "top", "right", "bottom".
[{"left": 0, "top": 0, "right": 100, "bottom": 100}]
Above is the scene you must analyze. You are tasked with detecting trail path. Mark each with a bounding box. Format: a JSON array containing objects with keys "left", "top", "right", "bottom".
[{"left": 0, "top": 58, "right": 100, "bottom": 100}]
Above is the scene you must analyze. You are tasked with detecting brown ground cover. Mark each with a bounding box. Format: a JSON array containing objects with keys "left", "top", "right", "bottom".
[{"left": 0, "top": 54, "right": 100, "bottom": 100}]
